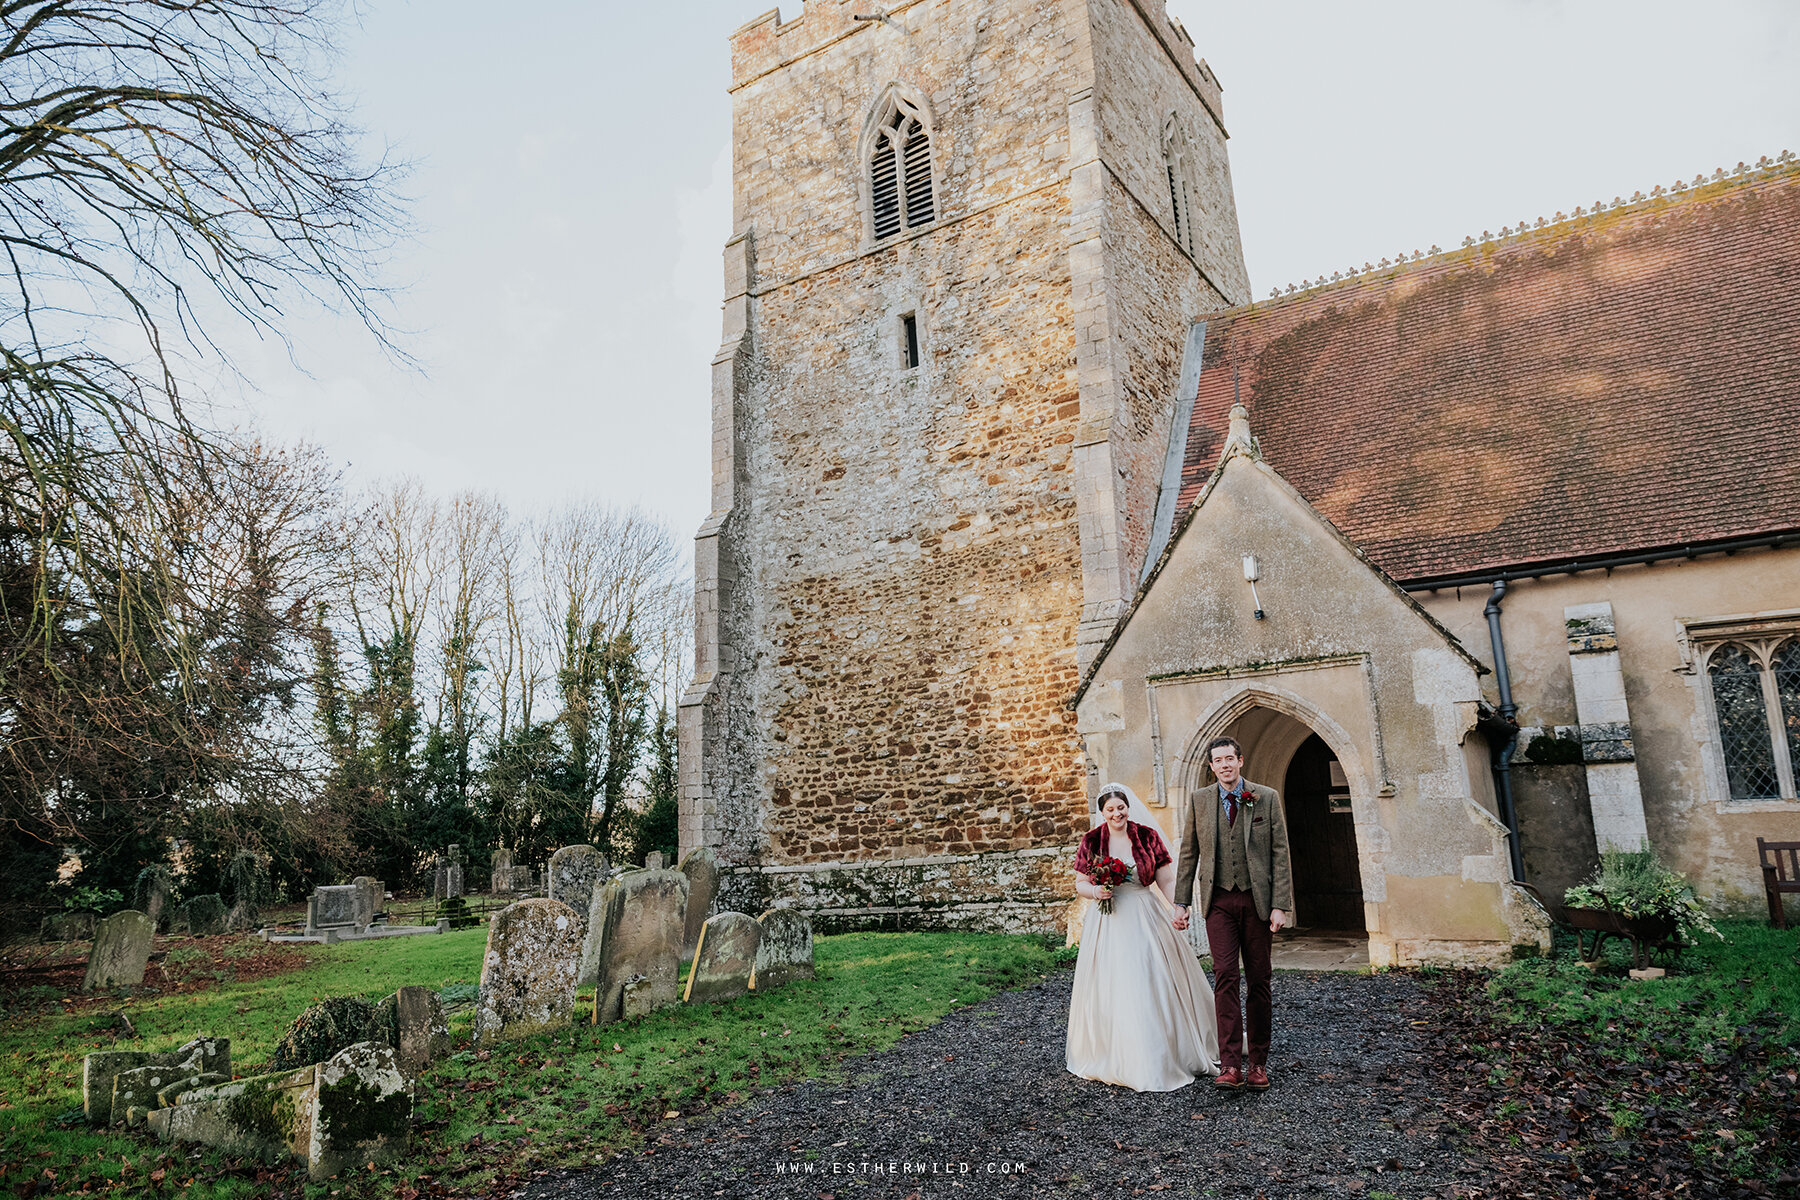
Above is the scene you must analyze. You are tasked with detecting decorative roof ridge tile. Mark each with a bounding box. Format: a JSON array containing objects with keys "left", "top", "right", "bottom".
[{"left": 1253, "top": 150, "right": 1799, "bottom": 307}]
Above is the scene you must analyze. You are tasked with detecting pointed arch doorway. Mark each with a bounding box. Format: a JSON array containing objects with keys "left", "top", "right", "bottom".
[{"left": 1198, "top": 706, "right": 1367, "bottom": 935}]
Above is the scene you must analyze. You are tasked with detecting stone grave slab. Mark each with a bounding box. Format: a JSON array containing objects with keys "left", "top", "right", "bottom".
[
  {"left": 148, "top": 1063, "right": 316, "bottom": 1161},
  {"left": 83, "top": 1037, "right": 229, "bottom": 1125},
  {"left": 547, "top": 845, "right": 609, "bottom": 928},
  {"left": 678, "top": 845, "right": 721, "bottom": 956},
  {"left": 753, "top": 908, "right": 816, "bottom": 991},
  {"left": 645, "top": 850, "right": 665, "bottom": 870},
  {"left": 684, "top": 912, "right": 761, "bottom": 1004},
  {"left": 308, "top": 885, "right": 360, "bottom": 933},
  {"left": 82, "top": 911, "right": 154, "bottom": 992},
  {"left": 587, "top": 869, "right": 689, "bottom": 1021},
  {"left": 432, "top": 858, "right": 464, "bottom": 901},
  {"left": 473, "top": 899, "right": 580, "bottom": 1045}
]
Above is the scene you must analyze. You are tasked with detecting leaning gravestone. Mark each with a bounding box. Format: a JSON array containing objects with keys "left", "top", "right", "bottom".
[
  {"left": 473, "top": 899, "right": 580, "bottom": 1045},
  {"left": 177, "top": 894, "right": 226, "bottom": 936},
  {"left": 82, "top": 910, "right": 154, "bottom": 992},
  {"left": 377, "top": 985, "right": 451, "bottom": 1076},
  {"left": 586, "top": 869, "right": 689, "bottom": 1020},
  {"left": 684, "top": 911, "right": 761, "bottom": 1004},
  {"left": 678, "top": 845, "right": 721, "bottom": 955},
  {"left": 753, "top": 908, "right": 816, "bottom": 991},
  {"left": 547, "top": 845, "right": 609, "bottom": 929}
]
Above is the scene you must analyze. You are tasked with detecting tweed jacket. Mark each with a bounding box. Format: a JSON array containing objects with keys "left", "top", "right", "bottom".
[{"left": 1172, "top": 779, "right": 1295, "bottom": 920}]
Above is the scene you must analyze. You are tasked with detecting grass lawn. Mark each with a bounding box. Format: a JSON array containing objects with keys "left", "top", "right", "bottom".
[
  {"left": 0, "top": 928, "right": 1065, "bottom": 1198},
  {"left": 1430, "top": 919, "right": 1800, "bottom": 1190}
]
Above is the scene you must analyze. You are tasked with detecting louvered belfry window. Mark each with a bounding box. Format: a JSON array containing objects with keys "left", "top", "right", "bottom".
[{"left": 870, "top": 100, "right": 934, "bottom": 240}]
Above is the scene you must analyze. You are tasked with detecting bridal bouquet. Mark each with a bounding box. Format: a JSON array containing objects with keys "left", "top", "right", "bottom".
[{"left": 1087, "top": 856, "right": 1131, "bottom": 914}]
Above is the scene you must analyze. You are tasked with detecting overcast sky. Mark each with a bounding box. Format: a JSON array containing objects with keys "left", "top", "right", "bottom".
[{"left": 226, "top": 1, "right": 1800, "bottom": 557}]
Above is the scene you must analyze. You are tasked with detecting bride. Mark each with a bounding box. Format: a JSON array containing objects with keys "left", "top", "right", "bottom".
[{"left": 1066, "top": 782, "right": 1220, "bottom": 1091}]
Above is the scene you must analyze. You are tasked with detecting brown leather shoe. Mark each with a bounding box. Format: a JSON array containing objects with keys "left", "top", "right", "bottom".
[
  {"left": 1214, "top": 1067, "right": 1244, "bottom": 1090},
  {"left": 1245, "top": 1064, "right": 1270, "bottom": 1091}
]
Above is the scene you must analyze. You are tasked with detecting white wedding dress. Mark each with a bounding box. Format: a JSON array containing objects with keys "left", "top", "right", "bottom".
[{"left": 1066, "top": 790, "right": 1220, "bottom": 1092}]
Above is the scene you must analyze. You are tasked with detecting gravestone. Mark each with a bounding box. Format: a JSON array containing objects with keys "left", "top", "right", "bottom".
[
  {"left": 586, "top": 869, "right": 689, "bottom": 1021},
  {"left": 111, "top": 1063, "right": 226, "bottom": 1125},
  {"left": 431, "top": 856, "right": 464, "bottom": 901},
  {"left": 753, "top": 908, "right": 816, "bottom": 991},
  {"left": 272, "top": 996, "right": 381, "bottom": 1071},
  {"left": 473, "top": 899, "right": 580, "bottom": 1045},
  {"left": 547, "top": 845, "right": 609, "bottom": 930},
  {"left": 645, "top": 850, "right": 666, "bottom": 870},
  {"left": 307, "top": 885, "right": 360, "bottom": 934},
  {"left": 683, "top": 912, "right": 761, "bottom": 1004},
  {"left": 678, "top": 845, "right": 721, "bottom": 956},
  {"left": 309, "top": 1041, "right": 411, "bottom": 1178},
  {"left": 149, "top": 1041, "right": 409, "bottom": 1180},
  {"left": 40, "top": 911, "right": 96, "bottom": 942},
  {"left": 223, "top": 899, "right": 259, "bottom": 934},
  {"left": 490, "top": 845, "right": 514, "bottom": 893},
  {"left": 133, "top": 866, "right": 176, "bottom": 930},
  {"left": 351, "top": 876, "right": 383, "bottom": 926},
  {"left": 83, "top": 1036, "right": 229, "bottom": 1125},
  {"left": 377, "top": 985, "right": 451, "bottom": 1076},
  {"left": 177, "top": 894, "right": 226, "bottom": 936},
  {"left": 82, "top": 910, "right": 154, "bottom": 992}
]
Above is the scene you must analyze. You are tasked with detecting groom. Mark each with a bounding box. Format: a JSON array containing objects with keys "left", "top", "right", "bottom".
[{"left": 1171, "top": 736, "right": 1293, "bottom": 1092}]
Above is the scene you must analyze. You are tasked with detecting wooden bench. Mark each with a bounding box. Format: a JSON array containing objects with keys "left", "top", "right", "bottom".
[{"left": 1758, "top": 837, "right": 1800, "bottom": 929}]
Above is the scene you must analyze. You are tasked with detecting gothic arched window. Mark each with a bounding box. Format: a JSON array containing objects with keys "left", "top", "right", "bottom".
[
  {"left": 1708, "top": 643, "right": 1781, "bottom": 799},
  {"left": 867, "top": 92, "right": 935, "bottom": 241},
  {"left": 1163, "top": 117, "right": 1202, "bottom": 257}
]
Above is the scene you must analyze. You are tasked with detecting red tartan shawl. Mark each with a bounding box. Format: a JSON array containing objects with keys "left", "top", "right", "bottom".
[{"left": 1074, "top": 819, "right": 1171, "bottom": 887}]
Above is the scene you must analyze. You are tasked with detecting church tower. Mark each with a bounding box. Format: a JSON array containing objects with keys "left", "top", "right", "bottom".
[{"left": 680, "top": 0, "right": 1250, "bottom": 928}]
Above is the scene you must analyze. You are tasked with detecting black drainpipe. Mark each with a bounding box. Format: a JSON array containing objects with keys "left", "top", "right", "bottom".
[{"left": 1484, "top": 581, "right": 1526, "bottom": 882}]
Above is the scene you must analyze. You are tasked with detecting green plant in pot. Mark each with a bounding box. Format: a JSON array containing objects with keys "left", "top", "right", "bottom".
[{"left": 1564, "top": 846, "right": 1722, "bottom": 946}]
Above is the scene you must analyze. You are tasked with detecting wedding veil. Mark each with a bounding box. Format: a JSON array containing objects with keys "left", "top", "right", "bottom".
[{"left": 1092, "top": 781, "right": 1160, "bottom": 830}]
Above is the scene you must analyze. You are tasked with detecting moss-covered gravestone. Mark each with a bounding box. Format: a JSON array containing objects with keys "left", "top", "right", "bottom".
[
  {"left": 683, "top": 911, "right": 761, "bottom": 1004},
  {"left": 473, "top": 899, "right": 580, "bottom": 1045},
  {"left": 148, "top": 1041, "right": 409, "bottom": 1180},
  {"left": 272, "top": 996, "right": 382, "bottom": 1070},
  {"left": 176, "top": 894, "right": 226, "bottom": 936},
  {"left": 82, "top": 910, "right": 154, "bottom": 992},
  {"left": 752, "top": 908, "right": 815, "bottom": 991},
  {"left": 40, "top": 911, "right": 95, "bottom": 942}
]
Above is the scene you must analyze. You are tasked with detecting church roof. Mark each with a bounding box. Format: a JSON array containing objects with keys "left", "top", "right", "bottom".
[{"left": 1174, "top": 156, "right": 1800, "bottom": 586}]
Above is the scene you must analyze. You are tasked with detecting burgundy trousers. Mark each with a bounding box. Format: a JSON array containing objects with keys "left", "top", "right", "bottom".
[{"left": 1205, "top": 886, "right": 1272, "bottom": 1069}]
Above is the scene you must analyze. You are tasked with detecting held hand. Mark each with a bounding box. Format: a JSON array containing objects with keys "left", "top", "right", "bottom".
[
  {"left": 1096, "top": 886, "right": 1113, "bottom": 901},
  {"left": 1269, "top": 908, "right": 1288, "bottom": 933},
  {"left": 1171, "top": 908, "right": 1190, "bottom": 931}
]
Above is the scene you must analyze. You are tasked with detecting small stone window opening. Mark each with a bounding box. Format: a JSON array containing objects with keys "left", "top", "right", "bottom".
[
  {"left": 1704, "top": 639, "right": 1800, "bottom": 800},
  {"left": 900, "top": 312, "right": 921, "bottom": 370},
  {"left": 870, "top": 98, "right": 935, "bottom": 241}
]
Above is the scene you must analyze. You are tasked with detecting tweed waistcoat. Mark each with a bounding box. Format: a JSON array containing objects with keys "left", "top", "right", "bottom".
[{"left": 1214, "top": 795, "right": 1252, "bottom": 892}]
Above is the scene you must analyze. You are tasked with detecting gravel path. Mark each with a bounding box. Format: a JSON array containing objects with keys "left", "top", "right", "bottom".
[{"left": 517, "top": 969, "right": 1472, "bottom": 1200}]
